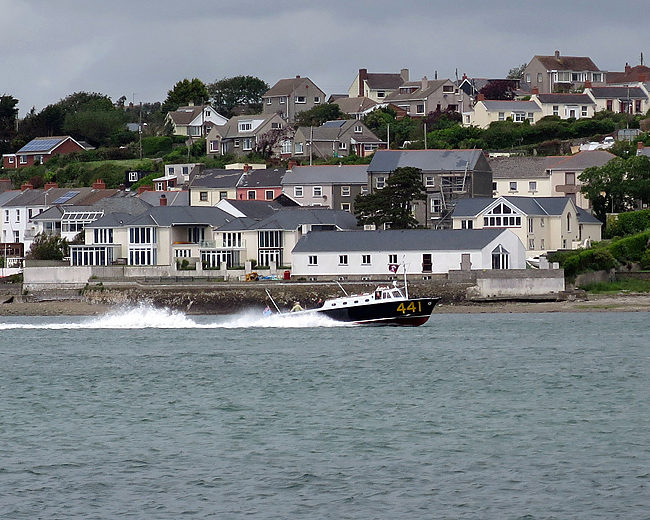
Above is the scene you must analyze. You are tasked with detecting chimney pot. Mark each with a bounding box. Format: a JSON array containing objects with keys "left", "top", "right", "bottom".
[
  {"left": 625, "top": 63, "right": 631, "bottom": 74},
  {"left": 160, "top": 194, "right": 167, "bottom": 206},
  {"left": 287, "top": 160, "right": 297, "bottom": 170},
  {"left": 638, "top": 141, "right": 644, "bottom": 150},
  {"left": 555, "top": 50, "right": 560, "bottom": 59},
  {"left": 21, "top": 182, "right": 33, "bottom": 191},
  {"left": 243, "top": 163, "right": 251, "bottom": 173},
  {"left": 44, "top": 182, "right": 58, "bottom": 190},
  {"left": 92, "top": 179, "right": 106, "bottom": 190}
]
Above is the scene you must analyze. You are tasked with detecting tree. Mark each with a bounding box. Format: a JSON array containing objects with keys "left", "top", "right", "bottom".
[
  {"left": 162, "top": 78, "right": 209, "bottom": 113},
  {"left": 354, "top": 167, "right": 426, "bottom": 229},
  {"left": 479, "top": 80, "right": 516, "bottom": 100},
  {"left": 0, "top": 95, "right": 19, "bottom": 153},
  {"left": 26, "top": 233, "right": 69, "bottom": 260},
  {"left": 207, "top": 75, "right": 268, "bottom": 117},
  {"left": 294, "top": 104, "right": 346, "bottom": 128},
  {"left": 507, "top": 63, "right": 527, "bottom": 80},
  {"left": 254, "top": 125, "right": 295, "bottom": 159}
]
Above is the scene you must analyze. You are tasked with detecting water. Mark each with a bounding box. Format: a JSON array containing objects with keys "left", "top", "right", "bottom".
[{"left": 1, "top": 307, "right": 649, "bottom": 519}]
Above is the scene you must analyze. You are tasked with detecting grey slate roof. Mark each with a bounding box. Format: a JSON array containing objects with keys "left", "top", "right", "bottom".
[
  {"left": 368, "top": 149, "right": 487, "bottom": 173},
  {"left": 489, "top": 156, "right": 550, "bottom": 179},
  {"left": 221, "top": 200, "right": 284, "bottom": 220},
  {"left": 121, "top": 206, "right": 234, "bottom": 228},
  {"left": 238, "top": 169, "right": 286, "bottom": 189},
  {"left": 546, "top": 150, "right": 615, "bottom": 171},
  {"left": 218, "top": 208, "right": 358, "bottom": 232},
  {"left": 138, "top": 190, "right": 189, "bottom": 207},
  {"left": 383, "top": 80, "right": 448, "bottom": 102},
  {"left": 536, "top": 93, "right": 594, "bottom": 104},
  {"left": 365, "top": 73, "right": 405, "bottom": 90},
  {"left": 452, "top": 196, "right": 573, "bottom": 218},
  {"left": 190, "top": 170, "right": 244, "bottom": 189},
  {"left": 588, "top": 87, "right": 648, "bottom": 99},
  {"left": 168, "top": 106, "right": 203, "bottom": 125},
  {"left": 332, "top": 96, "right": 377, "bottom": 114},
  {"left": 481, "top": 100, "right": 541, "bottom": 112},
  {"left": 0, "top": 190, "right": 21, "bottom": 206},
  {"left": 576, "top": 207, "right": 603, "bottom": 225},
  {"left": 282, "top": 165, "right": 368, "bottom": 185},
  {"left": 86, "top": 212, "right": 138, "bottom": 229},
  {"left": 292, "top": 228, "right": 506, "bottom": 253}
]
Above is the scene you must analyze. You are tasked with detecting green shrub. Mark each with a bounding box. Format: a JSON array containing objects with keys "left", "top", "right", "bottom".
[
  {"left": 640, "top": 249, "right": 650, "bottom": 270},
  {"left": 142, "top": 136, "right": 173, "bottom": 157},
  {"left": 608, "top": 231, "right": 650, "bottom": 263},
  {"left": 562, "top": 248, "right": 616, "bottom": 278},
  {"left": 605, "top": 210, "right": 650, "bottom": 238}
]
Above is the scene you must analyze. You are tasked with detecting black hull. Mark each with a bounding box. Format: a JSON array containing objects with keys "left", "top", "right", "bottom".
[{"left": 316, "top": 297, "right": 439, "bottom": 326}]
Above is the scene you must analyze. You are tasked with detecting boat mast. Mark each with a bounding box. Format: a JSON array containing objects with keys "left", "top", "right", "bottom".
[{"left": 402, "top": 260, "right": 409, "bottom": 299}]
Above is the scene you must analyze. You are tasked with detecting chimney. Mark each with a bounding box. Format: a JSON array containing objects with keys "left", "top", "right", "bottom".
[
  {"left": 625, "top": 63, "right": 631, "bottom": 74},
  {"left": 555, "top": 50, "right": 560, "bottom": 59},
  {"left": 532, "top": 87, "right": 539, "bottom": 95},
  {"left": 44, "top": 181, "right": 58, "bottom": 190},
  {"left": 287, "top": 160, "right": 297, "bottom": 170},
  {"left": 296, "top": 75, "right": 301, "bottom": 79},
  {"left": 137, "top": 185, "right": 152, "bottom": 194},
  {"left": 584, "top": 80, "right": 592, "bottom": 89},
  {"left": 92, "top": 179, "right": 106, "bottom": 190},
  {"left": 400, "top": 68, "right": 409, "bottom": 82},
  {"left": 638, "top": 141, "right": 645, "bottom": 151},
  {"left": 477, "top": 93, "right": 485, "bottom": 102},
  {"left": 21, "top": 182, "right": 33, "bottom": 191},
  {"left": 359, "top": 68, "right": 368, "bottom": 97},
  {"left": 160, "top": 194, "right": 167, "bottom": 206},
  {"left": 462, "top": 73, "right": 468, "bottom": 80},
  {"left": 0, "top": 178, "right": 12, "bottom": 192},
  {"left": 421, "top": 76, "right": 429, "bottom": 90},
  {"left": 243, "top": 163, "right": 251, "bottom": 173}
]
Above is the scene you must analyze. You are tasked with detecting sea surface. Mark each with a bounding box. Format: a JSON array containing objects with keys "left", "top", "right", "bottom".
[{"left": 1, "top": 306, "right": 649, "bottom": 519}]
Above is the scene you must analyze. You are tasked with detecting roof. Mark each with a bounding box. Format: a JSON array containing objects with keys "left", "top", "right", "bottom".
[
  {"left": 219, "top": 207, "right": 358, "bottom": 232},
  {"left": 211, "top": 113, "right": 276, "bottom": 138},
  {"left": 365, "top": 73, "right": 406, "bottom": 90},
  {"left": 383, "top": 80, "right": 449, "bottom": 102},
  {"left": 238, "top": 169, "right": 286, "bottom": 189},
  {"left": 488, "top": 156, "right": 550, "bottom": 179},
  {"left": 264, "top": 77, "right": 322, "bottom": 97},
  {"left": 167, "top": 106, "right": 204, "bottom": 125},
  {"left": 606, "top": 65, "right": 650, "bottom": 84},
  {"left": 217, "top": 199, "right": 284, "bottom": 220},
  {"left": 138, "top": 190, "right": 189, "bottom": 206},
  {"left": 292, "top": 228, "right": 508, "bottom": 253},
  {"left": 481, "top": 100, "right": 541, "bottom": 111},
  {"left": 588, "top": 86, "right": 648, "bottom": 99},
  {"left": 546, "top": 150, "right": 615, "bottom": 171},
  {"left": 452, "top": 196, "right": 572, "bottom": 217},
  {"left": 0, "top": 190, "right": 21, "bottom": 206},
  {"left": 332, "top": 97, "right": 377, "bottom": 114},
  {"left": 535, "top": 93, "right": 594, "bottom": 104},
  {"left": 118, "top": 206, "right": 234, "bottom": 228},
  {"left": 282, "top": 165, "right": 368, "bottom": 185},
  {"left": 2, "top": 187, "right": 115, "bottom": 207},
  {"left": 576, "top": 207, "right": 603, "bottom": 225},
  {"left": 368, "top": 149, "right": 489, "bottom": 173},
  {"left": 190, "top": 170, "right": 244, "bottom": 189},
  {"left": 15, "top": 136, "right": 84, "bottom": 155},
  {"left": 534, "top": 54, "right": 600, "bottom": 72},
  {"left": 296, "top": 120, "right": 381, "bottom": 144}
]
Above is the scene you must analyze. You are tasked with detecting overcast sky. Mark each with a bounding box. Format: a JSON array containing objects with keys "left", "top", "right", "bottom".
[{"left": 1, "top": 0, "right": 648, "bottom": 115}]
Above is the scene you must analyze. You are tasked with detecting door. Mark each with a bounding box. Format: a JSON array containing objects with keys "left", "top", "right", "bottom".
[{"left": 422, "top": 254, "right": 432, "bottom": 273}]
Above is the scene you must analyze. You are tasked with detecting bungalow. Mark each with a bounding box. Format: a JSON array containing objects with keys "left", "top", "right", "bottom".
[
  {"left": 584, "top": 85, "right": 650, "bottom": 114},
  {"left": 530, "top": 91, "right": 597, "bottom": 119},
  {"left": 291, "top": 228, "right": 526, "bottom": 279},
  {"left": 3, "top": 136, "right": 93, "bottom": 169},
  {"left": 463, "top": 97, "right": 543, "bottom": 128}
]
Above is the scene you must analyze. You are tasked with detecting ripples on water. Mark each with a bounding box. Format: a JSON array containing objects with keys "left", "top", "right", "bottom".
[{"left": 1, "top": 307, "right": 649, "bottom": 519}]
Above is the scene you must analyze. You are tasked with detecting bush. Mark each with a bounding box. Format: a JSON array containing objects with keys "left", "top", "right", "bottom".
[
  {"left": 640, "top": 249, "right": 650, "bottom": 270},
  {"left": 605, "top": 210, "right": 650, "bottom": 238},
  {"left": 608, "top": 231, "right": 650, "bottom": 263},
  {"left": 563, "top": 248, "right": 617, "bottom": 278},
  {"left": 142, "top": 136, "right": 173, "bottom": 157}
]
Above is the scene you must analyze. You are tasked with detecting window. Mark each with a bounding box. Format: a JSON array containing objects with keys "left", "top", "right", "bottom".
[
  {"left": 15, "top": 209, "right": 20, "bottom": 222},
  {"left": 636, "top": 100, "right": 642, "bottom": 113},
  {"left": 28, "top": 208, "right": 33, "bottom": 219},
  {"left": 129, "top": 227, "right": 156, "bottom": 245},
  {"left": 513, "top": 112, "right": 526, "bottom": 122},
  {"left": 361, "top": 186, "right": 368, "bottom": 195},
  {"left": 238, "top": 121, "right": 252, "bottom": 132},
  {"left": 314, "top": 96, "right": 320, "bottom": 104},
  {"left": 14, "top": 231, "right": 19, "bottom": 242},
  {"left": 553, "top": 105, "right": 559, "bottom": 116},
  {"left": 491, "top": 245, "right": 510, "bottom": 269},
  {"left": 377, "top": 91, "right": 385, "bottom": 98},
  {"left": 528, "top": 238, "right": 535, "bottom": 250},
  {"left": 376, "top": 176, "right": 385, "bottom": 189},
  {"left": 361, "top": 255, "right": 371, "bottom": 265},
  {"left": 565, "top": 172, "right": 575, "bottom": 185},
  {"left": 354, "top": 125, "right": 363, "bottom": 133},
  {"left": 294, "top": 186, "right": 303, "bottom": 197},
  {"left": 525, "top": 73, "right": 531, "bottom": 83},
  {"left": 537, "top": 73, "right": 543, "bottom": 83},
  {"left": 280, "top": 97, "right": 286, "bottom": 104},
  {"left": 242, "top": 138, "right": 253, "bottom": 151},
  {"left": 425, "top": 175, "right": 434, "bottom": 187},
  {"left": 606, "top": 100, "right": 613, "bottom": 111},
  {"left": 308, "top": 255, "right": 318, "bottom": 266},
  {"left": 339, "top": 255, "right": 348, "bottom": 265},
  {"left": 527, "top": 112, "right": 534, "bottom": 122},
  {"left": 295, "top": 96, "right": 306, "bottom": 104},
  {"left": 313, "top": 186, "right": 322, "bottom": 197},
  {"left": 498, "top": 112, "right": 505, "bottom": 121},
  {"left": 581, "top": 106, "right": 588, "bottom": 117},
  {"left": 129, "top": 171, "right": 139, "bottom": 182},
  {"left": 492, "top": 182, "right": 497, "bottom": 192},
  {"left": 259, "top": 230, "right": 282, "bottom": 248},
  {"left": 341, "top": 186, "right": 351, "bottom": 196},
  {"left": 430, "top": 196, "right": 442, "bottom": 214},
  {"left": 266, "top": 98, "right": 272, "bottom": 105},
  {"left": 155, "top": 182, "right": 164, "bottom": 191},
  {"left": 281, "top": 140, "right": 292, "bottom": 154},
  {"left": 339, "top": 142, "right": 347, "bottom": 150},
  {"left": 540, "top": 238, "right": 545, "bottom": 250},
  {"left": 295, "top": 142, "right": 304, "bottom": 154},
  {"left": 388, "top": 254, "right": 398, "bottom": 264},
  {"left": 341, "top": 203, "right": 351, "bottom": 212},
  {"left": 442, "top": 85, "right": 454, "bottom": 93},
  {"left": 416, "top": 104, "right": 425, "bottom": 114},
  {"left": 20, "top": 155, "right": 27, "bottom": 164},
  {"left": 461, "top": 219, "right": 473, "bottom": 229},
  {"left": 557, "top": 71, "right": 570, "bottom": 82},
  {"left": 509, "top": 182, "right": 517, "bottom": 192},
  {"left": 529, "top": 181, "right": 537, "bottom": 192},
  {"left": 528, "top": 218, "right": 534, "bottom": 233},
  {"left": 219, "top": 191, "right": 228, "bottom": 200},
  {"left": 248, "top": 190, "right": 256, "bottom": 200},
  {"left": 593, "top": 73, "right": 602, "bottom": 83},
  {"left": 4, "top": 210, "right": 9, "bottom": 222},
  {"left": 199, "top": 191, "right": 208, "bottom": 202},
  {"left": 94, "top": 228, "right": 113, "bottom": 244},
  {"left": 266, "top": 190, "right": 274, "bottom": 200},
  {"left": 271, "top": 122, "right": 282, "bottom": 129},
  {"left": 567, "top": 212, "right": 572, "bottom": 232},
  {"left": 8, "top": 156, "right": 14, "bottom": 164}
]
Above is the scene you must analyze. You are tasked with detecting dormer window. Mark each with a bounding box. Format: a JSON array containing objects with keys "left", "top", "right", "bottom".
[
  {"left": 238, "top": 121, "right": 252, "bottom": 132},
  {"left": 354, "top": 125, "right": 362, "bottom": 133}
]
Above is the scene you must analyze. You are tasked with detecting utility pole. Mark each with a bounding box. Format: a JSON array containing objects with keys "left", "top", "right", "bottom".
[
  {"left": 139, "top": 102, "right": 143, "bottom": 160},
  {"left": 424, "top": 123, "right": 427, "bottom": 149}
]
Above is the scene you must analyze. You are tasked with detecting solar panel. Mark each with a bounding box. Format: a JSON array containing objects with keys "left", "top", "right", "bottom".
[
  {"left": 18, "top": 138, "right": 64, "bottom": 153},
  {"left": 52, "top": 191, "right": 79, "bottom": 204}
]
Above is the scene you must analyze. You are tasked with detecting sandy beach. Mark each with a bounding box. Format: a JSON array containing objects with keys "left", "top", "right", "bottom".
[{"left": 2, "top": 294, "right": 650, "bottom": 316}]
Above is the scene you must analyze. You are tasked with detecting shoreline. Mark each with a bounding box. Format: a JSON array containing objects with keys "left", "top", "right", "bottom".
[{"left": 2, "top": 293, "right": 650, "bottom": 316}]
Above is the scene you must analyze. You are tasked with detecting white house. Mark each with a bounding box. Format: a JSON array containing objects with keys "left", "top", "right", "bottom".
[{"left": 291, "top": 228, "right": 526, "bottom": 279}]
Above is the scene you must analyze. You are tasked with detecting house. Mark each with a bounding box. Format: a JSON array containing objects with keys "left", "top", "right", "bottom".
[
  {"left": 71, "top": 206, "right": 234, "bottom": 267},
  {"left": 451, "top": 196, "right": 602, "bottom": 256},
  {"left": 330, "top": 96, "right": 378, "bottom": 119},
  {"left": 348, "top": 68, "right": 409, "bottom": 103},
  {"left": 291, "top": 228, "right": 526, "bottom": 279},
  {"left": 606, "top": 63, "right": 650, "bottom": 84},
  {"left": 164, "top": 105, "right": 228, "bottom": 137},
  {"left": 292, "top": 120, "right": 384, "bottom": 159},
  {"left": 367, "top": 149, "right": 493, "bottom": 228},
  {"left": 530, "top": 91, "right": 597, "bottom": 119},
  {"left": 463, "top": 97, "right": 543, "bottom": 128},
  {"left": 637, "top": 141, "right": 650, "bottom": 158},
  {"left": 382, "top": 77, "right": 471, "bottom": 116},
  {"left": 585, "top": 85, "right": 650, "bottom": 114},
  {"left": 281, "top": 165, "right": 369, "bottom": 212},
  {"left": 235, "top": 168, "right": 286, "bottom": 201},
  {"left": 189, "top": 169, "right": 246, "bottom": 206},
  {"left": 213, "top": 207, "right": 358, "bottom": 269},
  {"left": 522, "top": 51, "right": 605, "bottom": 93},
  {"left": 151, "top": 163, "right": 204, "bottom": 191},
  {"left": 262, "top": 76, "right": 326, "bottom": 123},
  {"left": 138, "top": 190, "right": 189, "bottom": 207},
  {"left": 489, "top": 156, "right": 551, "bottom": 198},
  {"left": 2, "top": 136, "right": 93, "bottom": 169},
  {"left": 206, "top": 113, "right": 289, "bottom": 157}
]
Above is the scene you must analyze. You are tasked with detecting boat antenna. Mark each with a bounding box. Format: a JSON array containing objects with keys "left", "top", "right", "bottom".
[
  {"left": 336, "top": 280, "right": 349, "bottom": 296},
  {"left": 402, "top": 260, "right": 409, "bottom": 299},
  {"left": 265, "top": 289, "right": 282, "bottom": 314}
]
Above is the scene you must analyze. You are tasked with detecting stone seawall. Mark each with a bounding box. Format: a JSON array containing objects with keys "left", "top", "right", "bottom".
[{"left": 33, "top": 280, "right": 473, "bottom": 314}]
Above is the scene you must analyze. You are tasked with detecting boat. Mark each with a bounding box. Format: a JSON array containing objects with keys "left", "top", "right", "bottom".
[{"left": 266, "top": 278, "right": 439, "bottom": 327}]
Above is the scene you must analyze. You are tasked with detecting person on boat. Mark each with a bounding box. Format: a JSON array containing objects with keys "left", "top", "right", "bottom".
[
  {"left": 263, "top": 306, "right": 272, "bottom": 316},
  {"left": 291, "top": 302, "right": 304, "bottom": 312}
]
